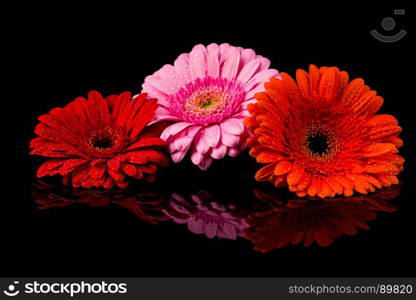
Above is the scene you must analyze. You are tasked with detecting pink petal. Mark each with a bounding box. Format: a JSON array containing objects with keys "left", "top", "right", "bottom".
[
  {"left": 173, "top": 53, "right": 191, "bottom": 85},
  {"left": 153, "top": 64, "right": 181, "bottom": 95},
  {"left": 244, "top": 69, "right": 280, "bottom": 92},
  {"left": 206, "top": 43, "right": 220, "bottom": 78},
  {"left": 236, "top": 58, "right": 262, "bottom": 84},
  {"left": 194, "top": 132, "right": 210, "bottom": 154},
  {"left": 256, "top": 56, "right": 271, "bottom": 70},
  {"left": 220, "top": 46, "right": 240, "bottom": 80},
  {"left": 220, "top": 118, "right": 244, "bottom": 135},
  {"left": 221, "top": 131, "right": 240, "bottom": 147},
  {"left": 202, "top": 124, "right": 221, "bottom": 148},
  {"left": 228, "top": 148, "right": 240, "bottom": 157},
  {"left": 189, "top": 44, "right": 207, "bottom": 80},
  {"left": 141, "top": 81, "right": 168, "bottom": 104},
  {"left": 191, "top": 150, "right": 204, "bottom": 165},
  {"left": 152, "top": 106, "right": 181, "bottom": 123},
  {"left": 211, "top": 144, "right": 227, "bottom": 159},
  {"left": 239, "top": 48, "right": 256, "bottom": 66},
  {"left": 171, "top": 150, "right": 188, "bottom": 163},
  {"left": 191, "top": 150, "right": 213, "bottom": 170},
  {"left": 161, "top": 122, "right": 193, "bottom": 140},
  {"left": 198, "top": 157, "right": 213, "bottom": 170},
  {"left": 167, "top": 126, "right": 201, "bottom": 156}
]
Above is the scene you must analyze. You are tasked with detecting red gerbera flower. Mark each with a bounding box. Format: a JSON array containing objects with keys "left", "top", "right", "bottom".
[
  {"left": 245, "top": 65, "right": 404, "bottom": 198},
  {"left": 30, "top": 91, "right": 169, "bottom": 189}
]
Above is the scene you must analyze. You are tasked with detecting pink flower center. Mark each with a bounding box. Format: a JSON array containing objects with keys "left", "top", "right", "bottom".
[{"left": 168, "top": 77, "right": 245, "bottom": 125}]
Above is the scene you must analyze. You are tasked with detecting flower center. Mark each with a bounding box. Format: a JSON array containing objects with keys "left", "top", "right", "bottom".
[
  {"left": 200, "top": 98, "right": 217, "bottom": 110},
  {"left": 91, "top": 136, "right": 113, "bottom": 149},
  {"left": 184, "top": 88, "right": 231, "bottom": 117},
  {"left": 307, "top": 132, "right": 329, "bottom": 155},
  {"left": 303, "top": 123, "right": 339, "bottom": 161},
  {"left": 86, "top": 127, "right": 126, "bottom": 157},
  {"left": 168, "top": 77, "right": 245, "bottom": 125}
]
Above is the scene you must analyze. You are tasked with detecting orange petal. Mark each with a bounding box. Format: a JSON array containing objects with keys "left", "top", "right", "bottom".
[
  {"left": 317, "top": 181, "right": 334, "bottom": 198},
  {"left": 281, "top": 73, "right": 300, "bottom": 104},
  {"left": 364, "top": 162, "right": 400, "bottom": 174},
  {"left": 353, "top": 92, "right": 383, "bottom": 116},
  {"left": 346, "top": 174, "right": 371, "bottom": 194},
  {"left": 296, "top": 69, "right": 310, "bottom": 100},
  {"left": 340, "top": 78, "right": 365, "bottom": 106},
  {"left": 255, "top": 164, "right": 276, "bottom": 181},
  {"left": 382, "top": 136, "right": 403, "bottom": 148},
  {"left": 296, "top": 173, "right": 311, "bottom": 192},
  {"left": 364, "top": 143, "right": 398, "bottom": 157},
  {"left": 326, "top": 177, "right": 344, "bottom": 195},
  {"left": 338, "top": 71, "right": 349, "bottom": 89},
  {"left": 334, "top": 176, "right": 354, "bottom": 196},
  {"left": 274, "top": 160, "right": 293, "bottom": 176},
  {"left": 307, "top": 178, "right": 321, "bottom": 197},
  {"left": 308, "top": 64, "right": 321, "bottom": 99},
  {"left": 274, "top": 176, "right": 286, "bottom": 187},
  {"left": 386, "top": 175, "right": 399, "bottom": 185},
  {"left": 256, "top": 151, "right": 286, "bottom": 163},
  {"left": 287, "top": 166, "right": 304, "bottom": 187},
  {"left": 319, "top": 67, "right": 337, "bottom": 101}
]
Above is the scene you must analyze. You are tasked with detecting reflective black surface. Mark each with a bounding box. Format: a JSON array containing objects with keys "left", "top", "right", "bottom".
[
  {"left": 32, "top": 179, "right": 400, "bottom": 251},
  {"left": 3, "top": 4, "right": 415, "bottom": 277}
]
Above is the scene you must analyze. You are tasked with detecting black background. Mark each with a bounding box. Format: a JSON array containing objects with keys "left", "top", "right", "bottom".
[{"left": 2, "top": 3, "right": 415, "bottom": 277}]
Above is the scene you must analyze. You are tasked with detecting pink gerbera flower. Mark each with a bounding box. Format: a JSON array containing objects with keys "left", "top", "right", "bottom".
[{"left": 142, "top": 43, "right": 279, "bottom": 169}]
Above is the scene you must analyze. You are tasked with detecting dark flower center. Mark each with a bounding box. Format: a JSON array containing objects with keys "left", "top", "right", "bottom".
[
  {"left": 85, "top": 127, "right": 127, "bottom": 158},
  {"left": 91, "top": 136, "right": 113, "bottom": 149},
  {"left": 303, "top": 123, "right": 339, "bottom": 162},
  {"left": 306, "top": 132, "right": 329, "bottom": 155}
]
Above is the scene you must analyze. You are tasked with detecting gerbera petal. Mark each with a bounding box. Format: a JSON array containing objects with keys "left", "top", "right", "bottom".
[
  {"left": 220, "top": 118, "right": 244, "bottom": 135},
  {"left": 194, "top": 132, "right": 210, "bottom": 155},
  {"left": 220, "top": 47, "right": 240, "bottom": 79},
  {"left": 89, "top": 162, "right": 106, "bottom": 180},
  {"left": 221, "top": 130, "right": 240, "bottom": 148},
  {"left": 171, "top": 150, "right": 188, "bottom": 163},
  {"left": 173, "top": 53, "right": 191, "bottom": 85},
  {"left": 274, "top": 161, "right": 292, "bottom": 176},
  {"left": 191, "top": 150, "right": 204, "bottom": 165},
  {"left": 307, "top": 178, "right": 322, "bottom": 197},
  {"left": 236, "top": 58, "right": 262, "bottom": 83},
  {"left": 364, "top": 143, "right": 398, "bottom": 157},
  {"left": 198, "top": 156, "right": 213, "bottom": 170},
  {"left": 202, "top": 124, "right": 221, "bottom": 148},
  {"left": 206, "top": 43, "right": 220, "bottom": 78},
  {"left": 161, "top": 122, "right": 193, "bottom": 141},
  {"left": 36, "top": 159, "right": 65, "bottom": 177},
  {"left": 189, "top": 44, "right": 207, "bottom": 80},
  {"left": 255, "top": 164, "right": 275, "bottom": 181},
  {"left": 210, "top": 144, "right": 227, "bottom": 159}
]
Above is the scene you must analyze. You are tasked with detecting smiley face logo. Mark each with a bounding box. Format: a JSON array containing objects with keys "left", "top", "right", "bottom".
[
  {"left": 3, "top": 281, "right": 20, "bottom": 297},
  {"left": 371, "top": 9, "right": 407, "bottom": 43}
]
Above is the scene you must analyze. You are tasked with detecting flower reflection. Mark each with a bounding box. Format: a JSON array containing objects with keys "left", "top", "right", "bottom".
[
  {"left": 32, "top": 181, "right": 168, "bottom": 224},
  {"left": 245, "top": 185, "right": 400, "bottom": 252},
  {"left": 163, "top": 191, "right": 248, "bottom": 240},
  {"left": 32, "top": 180, "right": 401, "bottom": 251}
]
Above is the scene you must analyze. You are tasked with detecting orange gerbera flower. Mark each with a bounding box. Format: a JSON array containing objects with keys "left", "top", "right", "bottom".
[{"left": 245, "top": 65, "right": 404, "bottom": 198}]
